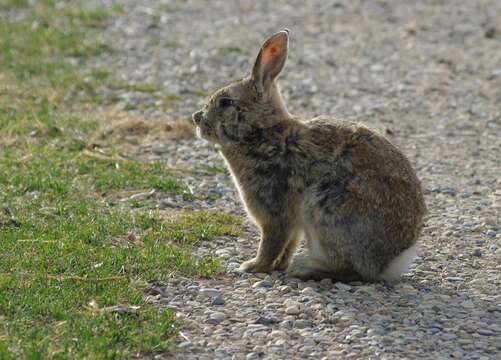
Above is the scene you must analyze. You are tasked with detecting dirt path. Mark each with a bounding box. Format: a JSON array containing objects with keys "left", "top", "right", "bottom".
[{"left": 91, "top": 1, "right": 501, "bottom": 358}]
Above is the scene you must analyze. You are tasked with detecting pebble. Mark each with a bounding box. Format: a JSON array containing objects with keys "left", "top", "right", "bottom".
[
  {"left": 300, "top": 287, "right": 316, "bottom": 295},
  {"left": 252, "top": 280, "right": 273, "bottom": 288},
  {"left": 279, "top": 285, "right": 292, "bottom": 294},
  {"left": 486, "top": 230, "right": 497, "bottom": 238},
  {"left": 294, "top": 320, "right": 312, "bottom": 329},
  {"left": 208, "top": 312, "right": 225, "bottom": 324},
  {"left": 255, "top": 316, "right": 278, "bottom": 326},
  {"left": 477, "top": 329, "right": 495, "bottom": 336},
  {"left": 199, "top": 288, "right": 221, "bottom": 298},
  {"left": 212, "top": 295, "right": 226, "bottom": 306},
  {"left": 334, "top": 282, "right": 352, "bottom": 291},
  {"left": 320, "top": 278, "right": 333, "bottom": 287},
  {"left": 284, "top": 299, "right": 304, "bottom": 315},
  {"left": 285, "top": 306, "right": 301, "bottom": 315},
  {"left": 269, "top": 330, "right": 286, "bottom": 338}
]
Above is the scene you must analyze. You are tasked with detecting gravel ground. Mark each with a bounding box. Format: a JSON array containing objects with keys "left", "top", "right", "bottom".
[{"left": 89, "top": 1, "right": 501, "bottom": 358}]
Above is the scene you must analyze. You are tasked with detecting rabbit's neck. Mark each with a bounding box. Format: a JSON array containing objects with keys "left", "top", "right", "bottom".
[{"left": 219, "top": 119, "right": 302, "bottom": 167}]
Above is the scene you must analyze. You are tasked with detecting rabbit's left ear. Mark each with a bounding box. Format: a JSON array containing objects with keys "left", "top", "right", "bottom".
[{"left": 251, "top": 29, "right": 289, "bottom": 89}]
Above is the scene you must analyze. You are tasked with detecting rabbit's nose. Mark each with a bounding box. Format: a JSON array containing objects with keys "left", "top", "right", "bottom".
[{"left": 192, "top": 110, "right": 203, "bottom": 125}]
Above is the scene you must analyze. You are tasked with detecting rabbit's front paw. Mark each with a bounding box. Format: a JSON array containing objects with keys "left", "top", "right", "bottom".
[{"left": 239, "top": 258, "right": 272, "bottom": 273}]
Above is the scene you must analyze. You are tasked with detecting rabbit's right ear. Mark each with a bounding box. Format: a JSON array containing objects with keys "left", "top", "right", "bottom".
[{"left": 251, "top": 30, "right": 289, "bottom": 90}]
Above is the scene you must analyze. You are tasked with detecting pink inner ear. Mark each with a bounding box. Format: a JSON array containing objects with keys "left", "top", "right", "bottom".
[{"left": 262, "top": 38, "right": 285, "bottom": 72}]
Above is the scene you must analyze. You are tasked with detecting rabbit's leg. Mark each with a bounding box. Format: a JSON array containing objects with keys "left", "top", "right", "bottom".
[
  {"left": 288, "top": 222, "right": 362, "bottom": 281},
  {"left": 274, "top": 227, "right": 303, "bottom": 271},
  {"left": 239, "top": 222, "right": 294, "bottom": 273},
  {"left": 287, "top": 226, "right": 333, "bottom": 280}
]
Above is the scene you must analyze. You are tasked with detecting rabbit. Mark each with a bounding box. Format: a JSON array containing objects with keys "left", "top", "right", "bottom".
[{"left": 192, "top": 29, "right": 427, "bottom": 282}]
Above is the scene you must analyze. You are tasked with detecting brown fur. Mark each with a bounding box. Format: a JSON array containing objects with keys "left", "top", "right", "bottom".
[{"left": 192, "top": 30, "right": 426, "bottom": 281}]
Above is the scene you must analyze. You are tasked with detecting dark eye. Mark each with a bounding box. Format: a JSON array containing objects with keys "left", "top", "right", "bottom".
[{"left": 218, "top": 97, "right": 234, "bottom": 108}]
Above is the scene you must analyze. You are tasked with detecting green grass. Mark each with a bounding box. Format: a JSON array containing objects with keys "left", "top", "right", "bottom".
[
  {"left": 0, "top": 0, "right": 111, "bottom": 107},
  {"left": 164, "top": 211, "right": 241, "bottom": 245},
  {"left": 110, "top": 83, "right": 159, "bottom": 94},
  {"left": 0, "top": 2, "right": 241, "bottom": 358},
  {"left": 192, "top": 90, "right": 208, "bottom": 97},
  {"left": 219, "top": 46, "right": 243, "bottom": 54},
  {"left": 162, "top": 94, "right": 183, "bottom": 102},
  {"left": 0, "top": 0, "right": 28, "bottom": 10}
]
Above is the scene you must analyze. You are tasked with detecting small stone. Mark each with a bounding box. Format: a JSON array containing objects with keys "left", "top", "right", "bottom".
[
  {"left": 297, "top": 282, "right": 311, "bottom": 290},
  {"left": 279, "top": 285, "right": 292, "bottom": 294},
  {"left": 255, "top": 316, "right": 278, "bottom": 326},
  {"left": 246, "top": 324, "right": 267, "bottom": 331},
  {"left": 252, "top": 280, "right": 273, "bottom": 288},
  {"left": 370, "top": 63, "right": 384, "bottom": 72},
  {"left": 284, "top": 299, "right": 304, "bottom": 315},
  {"left": 199, "top": 288, "right": 221, "bottom": 297},
  {"left": 367, "top": 327, "right": 385, "bottom": 336},
  {"left": 158, "top": 199, "right": 177, "bottom": 208},
  {"left": 461, "top": 300, "right": 475, "bottom": 309},
  {"left": 334, "top": 282, "right": 352, "bottom": 291},
  {"left": 208, "top": 312, "right": 225, "bottom": 324},
  {"left": 285, "top": 306, "right": 301, "bottom": 315},
  {"left": 301, "top": 287, "right": 316, "bottom": 294},
  {"left": 246, "top": 352, "right": 259, "bottom": 360},
  {"left": 431, "top": 187, "right": 457, "bottom": 196},
  {"left": 320, "top": 278, "right": 333, "bottom": 287},
  {"left": 485, "top": 27, "right": 497, "bottom": 39},
  {"left": 178, "top": 341, "right": 191, "bottom": 348},
  {"left": 280, "top": 319, "right": 294, "bottom": 329},
  {"left": 215, "top": 249, "right": 230, "bottom": 258},
  {"left": 274, "top": 339, "right": 288, "bottom": 346},
  {"left": 488, "top": 323, "right": 501, "bottom": 332},
  {"left": 473, "top": 248, "right": 482, "bottom": 257},
  {"left": 269, "top": 329, "right": 286, "bottom": 337},
  {"left": 477, "top": 329, "right": 495, "bottom": 336},
  {"left": 212, "top": 295, "right": 225, "bottom": 306},
  {"left": 446, "top": 277, "right": 465, "bottom": 282},
  {"left": 486, "top": 230, "right": 497, "bottom": 238},
  {"left": 227, "top": 262, "right": 240, "bottom": 270},
  {"left": 294, "top": 319, "right": 311, "bottom": 329}
]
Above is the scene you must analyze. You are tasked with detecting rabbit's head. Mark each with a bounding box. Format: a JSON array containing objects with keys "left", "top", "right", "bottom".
[{"left": 193, "top": 30, "right": 291, "bottom": 146}]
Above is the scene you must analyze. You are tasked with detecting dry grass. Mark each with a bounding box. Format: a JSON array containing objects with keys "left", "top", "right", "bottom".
[{"left": 94, "top": 112, "right": 195, "bottom": 146}]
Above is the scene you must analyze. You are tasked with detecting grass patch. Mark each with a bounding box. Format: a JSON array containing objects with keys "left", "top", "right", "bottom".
[
  {"left": 219, "top": 46, "right": 243, "bottom": 54},
  {"left": 111, "top": 83, "right": 159, "bottom": 94},
  {"left": 192, "top": 90, "right": 208, "bottom": 97},
  {"left": 0, "top": 0, "right": 28, "bottom": 10},
  {"left": 0, "top": 2, "right": 240, "bottom": 358},
  {"left": 162, "top": 94, "right": 183, "bottom": 102},
  {"left": 162, "top": 211, "right": 242, "bottom": 245}
]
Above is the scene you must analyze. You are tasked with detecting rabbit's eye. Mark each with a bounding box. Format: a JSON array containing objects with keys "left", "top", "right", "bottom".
[{"left": 217, "top": 97, "right": 234, "bottom": 108}]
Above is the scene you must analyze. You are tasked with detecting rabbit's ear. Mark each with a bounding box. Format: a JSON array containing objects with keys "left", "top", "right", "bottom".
[{"left": 251, "top": 29, "right": 289, "bottom": 89}]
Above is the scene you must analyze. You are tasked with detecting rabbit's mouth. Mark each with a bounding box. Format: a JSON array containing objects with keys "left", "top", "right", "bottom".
[
  {"left": 195, "top": 125, "right": 204, "bottom": 139},
  {"left": 192, "top": 110, "right": 211, "bottom": 140},
  {"left": 194, "top": 120, "right": 216, "bottom": 142}
]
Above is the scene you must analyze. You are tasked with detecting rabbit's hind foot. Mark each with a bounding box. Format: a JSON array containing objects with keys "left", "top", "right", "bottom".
[{"left": 287, "top": 254, "right": 361, "bottom": 282}]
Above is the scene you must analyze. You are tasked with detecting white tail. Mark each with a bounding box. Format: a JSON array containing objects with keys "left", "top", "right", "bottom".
[{"left": 379, "top": 244, "right": 418, "bottom": 281}]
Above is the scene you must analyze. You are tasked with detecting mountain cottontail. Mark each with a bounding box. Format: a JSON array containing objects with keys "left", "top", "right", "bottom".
[{"left": 192, "top": 30, "right": 426, "bottom": 281}]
